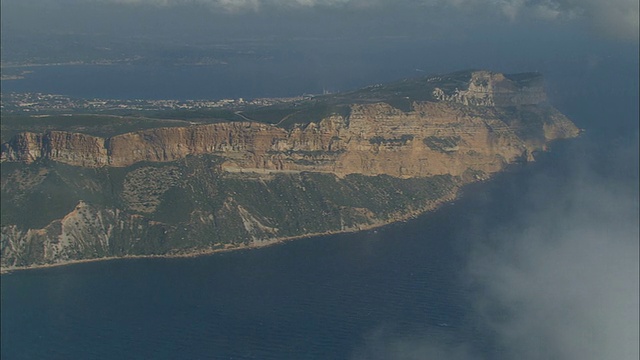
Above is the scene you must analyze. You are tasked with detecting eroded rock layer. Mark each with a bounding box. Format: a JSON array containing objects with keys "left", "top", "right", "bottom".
[
  {"left": 0, "top": 71, "right": 580, "bottom": 270},
  {"left": 2, "top": 103, "right": 577, "bottom": 176}
]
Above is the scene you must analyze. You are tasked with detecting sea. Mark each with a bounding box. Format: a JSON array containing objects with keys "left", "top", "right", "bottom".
[
  {"left": 0, "top": 149, "right": 572, "bottom": 360},
  {"left": 1, "top": 52, "right": 638, "bottom": 359}
]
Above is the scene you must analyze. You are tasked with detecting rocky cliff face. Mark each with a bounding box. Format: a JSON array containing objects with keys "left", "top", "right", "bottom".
[
  {"left": 1, "top": 102, "right": 578, "bottom": 178},
  {"left": 432, "top": 71, "right": 548, "bottom": 107},
  {"left": 0, "top": 71, "right": 581, "bottom": 271}
]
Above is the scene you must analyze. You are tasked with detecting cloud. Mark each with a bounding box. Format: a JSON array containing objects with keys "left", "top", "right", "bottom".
[
  {"left": 469, "top": 169, "right": 639, "bottom": 359},
  {"left": 7, "top": 0, "right": 637, "bottom": 39},
  {"left": 353, "top": 136, "right": 640, "bottom": 360},
  {"left": 352, "top": 329, "right": 480, "bottom": 360},
  {"left": 440, "top": 0, "right": 637, "bottom": 39},
  {"left": 66, "top": 0, "right": 633, "bottom": 39},
  {"left": 573, "top": 0, "right": 640, "bottom": 40}
]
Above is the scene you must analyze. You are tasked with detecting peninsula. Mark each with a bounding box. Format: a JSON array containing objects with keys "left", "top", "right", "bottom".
[{"left": 0, "top": 70, "right": 580, "bottom": 271}]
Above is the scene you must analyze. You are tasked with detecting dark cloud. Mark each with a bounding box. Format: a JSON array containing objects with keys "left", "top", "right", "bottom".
[
  {"left": 115, "top": 0, "right": 640, "bottom": 39},
  {"left": 2, "top": 0, "right": 638, "bottom": 40}
]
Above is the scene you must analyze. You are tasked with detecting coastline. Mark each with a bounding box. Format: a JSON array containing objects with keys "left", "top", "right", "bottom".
[
  {"left": 0, "top": 191, "right": 459, "bottom": 275},
  {"left": 0, "top": 122, "right": 580, "bottom": 275},
  {"left": 0, "top": 137, "right": 581, "bottom": 276}
]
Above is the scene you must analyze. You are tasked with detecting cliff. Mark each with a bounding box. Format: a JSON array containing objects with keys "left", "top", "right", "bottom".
[
  {"left": 1, "top": 102, "right": 577, "bottom": 177},
  {"left": 431, "top": 71, "right": 548, "bottom": 106},
  {"left": 0, "top": 70, "right": 580, "bottom": 271}
]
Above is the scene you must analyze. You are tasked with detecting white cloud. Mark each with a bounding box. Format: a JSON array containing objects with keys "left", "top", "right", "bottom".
[
  {"left": 353, "top": 137, "right": 640, "bottom": 360},
  {"left": 432, "top": 0, "right": 637, "bottom": 38},
  {"left": 470, "top": 178, "right": 639, "bottom": 359}
]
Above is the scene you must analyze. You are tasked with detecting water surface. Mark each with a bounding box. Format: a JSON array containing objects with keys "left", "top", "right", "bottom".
[{"left": 2, "top": 142, "right": 582, "bottom": 359}]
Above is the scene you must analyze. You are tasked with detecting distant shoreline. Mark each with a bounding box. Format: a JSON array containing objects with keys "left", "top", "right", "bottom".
[
  {"left": 0, "top": 192, "right": 459, "bottom": 275},
  {"left": 1, "top": 61, "right": 226, "bottom": 69},
  {"left": 1, "top": 62, "right": 129, "bottom": 68}
]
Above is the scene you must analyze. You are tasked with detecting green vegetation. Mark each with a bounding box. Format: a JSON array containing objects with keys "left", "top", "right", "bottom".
[
  {"left": 503, "top": 72, "right": 543, "bottom": 87},
  {"left": 1, "top": 70, "right": 549, "bottom": 146},
  {"left": 0, "top": 114, "right": 195, "bottom": 142},
  {"left": 0, "top": 161, "right": 118, "bottom": 229},
  {"left": 1, "top": 154, "right": 459, "bottom": 267},
  {"left": 239, "top": 106, "right": 299, "bottom": 124},
  {"left": 461, "top": 168, "right": 487, "bottom": 182},
  {"left": 241, "top": 101, "right": 351, "bottom": 128},
  {"left": 0, "top": 69, "right": 565, "bottom": 269},
  {"left": 147, "top": 109, "right": 239, "bottom": 122}
]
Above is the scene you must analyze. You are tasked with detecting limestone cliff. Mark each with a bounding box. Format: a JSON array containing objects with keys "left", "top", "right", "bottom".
[
  {"left": 0, "top": 70, "right": 580, "bottom": 271},
  {"left": 1, "top": 102, "right": 578, "bottom": 178},
  {"left": 431, "top": 71, "right": 548, "bottom": 106}
]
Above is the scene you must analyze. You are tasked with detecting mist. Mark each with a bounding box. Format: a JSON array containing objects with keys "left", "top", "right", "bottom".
[
  {"left": 6, "top": 0, "right": 638, "bottom": 39},
  {"left": 470, "top": 137, "right": 639, "bottom": 360},
  {"left": 352, "top": 113, "right": 639, "bottom": 359},
  {"left": 2, "top": 0, "right": 638, "bottom": 42}
]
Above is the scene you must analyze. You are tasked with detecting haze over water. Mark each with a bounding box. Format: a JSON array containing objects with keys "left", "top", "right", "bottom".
[{"left": 1, "top": 48, "right": 638, "bottom": 359}]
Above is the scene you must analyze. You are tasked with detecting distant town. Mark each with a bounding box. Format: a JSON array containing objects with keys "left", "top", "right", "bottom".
[{"left": 0, "top": 92, "right": 310, "bottom": 114}]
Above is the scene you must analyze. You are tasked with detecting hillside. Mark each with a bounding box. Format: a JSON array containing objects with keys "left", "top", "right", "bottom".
[{"left": 0, "top": 70, "right": 580, "bottom": 271}]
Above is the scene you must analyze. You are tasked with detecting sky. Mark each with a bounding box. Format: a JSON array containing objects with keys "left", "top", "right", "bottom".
[
  {"left": 102, "top": 0, "right": 638, "bottom": 40},
  {"left": 2, "top": 0, "right": 638, "bottom": 102},
  {"left": 1, "top": 1, "right": 639, "bottom": 359},
  {"left": 2, "top": 0, "right": 638, "bottom": 41}
]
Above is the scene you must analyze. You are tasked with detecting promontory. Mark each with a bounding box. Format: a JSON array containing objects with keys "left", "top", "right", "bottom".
[{"left": 0, "top": 70, "right": 580, "bottom": 271}]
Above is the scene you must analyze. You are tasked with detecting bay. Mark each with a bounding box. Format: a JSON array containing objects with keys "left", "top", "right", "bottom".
[
  {"left": 1, "top": 63, "right": 323, "bottom": 100},
  {"left": 0, "top": 58, "right": 411, "bottom": 101}
]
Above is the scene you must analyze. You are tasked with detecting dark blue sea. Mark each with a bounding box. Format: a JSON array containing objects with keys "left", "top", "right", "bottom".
[
  {"left": 0, "top": 148, "right": 552, "bottom": 359},
  {"left": 3, "top": 135, "right": 636, "bottom": 360},
  {"left": 1, "top": 54, "right": 638, "bottom": 359},
  {"left": 1, "top": 64, "right": 331, "bottom": 100}
]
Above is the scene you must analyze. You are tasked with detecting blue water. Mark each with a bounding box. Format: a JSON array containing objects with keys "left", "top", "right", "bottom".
[
  {"left": 0, "top": 61, "right": 408, "bottom": 101},
  {"left": 1, "top": 64, "right": 314, "bottom": 100},
  {"left": 1, "top": 142, "right": 587, "bottom": 360},
  {"left": 1, "top": 53, "right": 638, "bottom": 359},
  {"left": 0, "top": 192, "right": 473, "bottom": 359}
]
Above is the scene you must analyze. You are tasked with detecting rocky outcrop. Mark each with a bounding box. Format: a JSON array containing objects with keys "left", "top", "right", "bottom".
[
  {"left": 0, "top": 102, "right": 578, "bottom": 179},
  {"left": 0, "top": 70, "right": 582, "bottom": 271},
  {"left": 432, "top": 71, "right": 547, "bottom": 107},
  {"left": 1, "top": 201, "right": 172, "bottom": 267}
]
